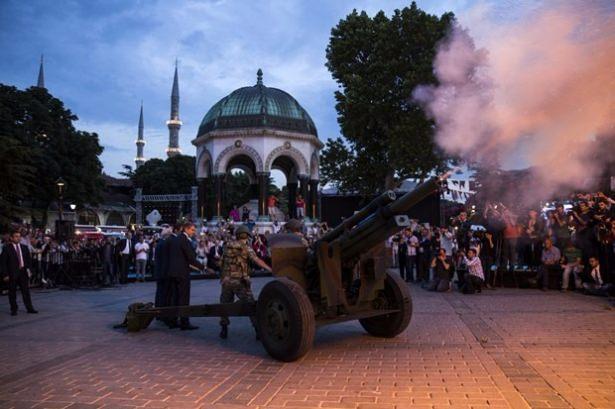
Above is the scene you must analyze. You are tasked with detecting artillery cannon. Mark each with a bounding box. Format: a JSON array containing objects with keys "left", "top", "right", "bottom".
[{"left": 122, "top": 176, "right": 443, "bottom": 361}]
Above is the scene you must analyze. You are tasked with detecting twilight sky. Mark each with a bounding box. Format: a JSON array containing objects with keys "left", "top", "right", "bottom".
[{"left": 0, "top": 0, "right": 538, "bottom": 177}]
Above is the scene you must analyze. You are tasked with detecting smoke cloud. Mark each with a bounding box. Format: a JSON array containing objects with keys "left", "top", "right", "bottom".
[{"left": 414, "top": 1, "right": 615, "bottom": 201}]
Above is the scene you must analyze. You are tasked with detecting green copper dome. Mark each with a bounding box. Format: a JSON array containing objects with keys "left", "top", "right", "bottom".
[{"left": 198, "top": 69, "right": 318, "bottom": 137}]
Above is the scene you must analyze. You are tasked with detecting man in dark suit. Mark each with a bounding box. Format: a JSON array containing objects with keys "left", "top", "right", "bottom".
[
  {"left": 115, "top": 232, "right": 134, "bottom": 284},
  {"left": 167, "top": 222, "right": 204, "bottom": 330},
  {"left": 1, "top": 230, "right": 38, "bottom": 315}
]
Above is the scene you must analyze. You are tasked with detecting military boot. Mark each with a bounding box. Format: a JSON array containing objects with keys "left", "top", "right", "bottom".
[{"left": 219, "top": 325, "right": 228, "bottom": 339}]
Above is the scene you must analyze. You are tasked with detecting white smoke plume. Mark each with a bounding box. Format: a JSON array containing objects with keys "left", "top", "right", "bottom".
[{"left": 414, "top": 1, "right": 615, "bottom": 199}]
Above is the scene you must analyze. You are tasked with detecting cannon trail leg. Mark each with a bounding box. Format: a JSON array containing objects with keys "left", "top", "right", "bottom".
[
  {"left": 359, "top": 271, "right": 412, "bottom": 337},
  {"left": 256, "top": 278, "right": 315, "bottom": 362}
]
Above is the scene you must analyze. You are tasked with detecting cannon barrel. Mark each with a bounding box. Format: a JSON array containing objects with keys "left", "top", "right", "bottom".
[
  {"left": 331, "top": 176, "right": 443, "bottom": 260},
  {"left": 320, "top": 190, "right": 396, "bottom": 243}
]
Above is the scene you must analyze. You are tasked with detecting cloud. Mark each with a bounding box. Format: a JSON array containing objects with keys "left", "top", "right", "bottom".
[{"left": 1, "top": 0, "right": 481, "bottom": 177}]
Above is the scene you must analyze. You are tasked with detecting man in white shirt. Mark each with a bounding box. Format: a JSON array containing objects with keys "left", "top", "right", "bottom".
[
  {"left": 462, "top": 248, "right": 484, "bottom": 294},
  {"left": 406, "top": 231, "right": 419, "bottom": 282},
  {"left": 134, "top": 236, "right": 149, "bottom": 282}
]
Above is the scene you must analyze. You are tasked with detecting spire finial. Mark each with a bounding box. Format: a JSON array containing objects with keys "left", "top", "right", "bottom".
[
  {"left": 136, "top": 102, "right": 145, "bottom": 168},
  {"left": 256, "top": 68, "right": 263, "bottom": 85},
  {"left": 138, "top": 102, "right": 144, "bottom": 136},
  {"left": 167, "top": 61, "right": 182, "bottom": 157},
  {"left": 37, "top": 54, "right": 45, "bottom": 88}
]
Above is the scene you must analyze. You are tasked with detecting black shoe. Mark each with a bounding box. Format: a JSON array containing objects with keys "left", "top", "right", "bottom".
[
  {"left": 27, "top": 309, "right": 38, "bottom": 314},
  {"left": 180, "top": 324, "right": 199, "bottom": 331},
  {"left": 219, "top": 326, "right": 228, "bottom": 339},
  {"left": 10, "top": 310, "right": 17, "bottom": 316}
]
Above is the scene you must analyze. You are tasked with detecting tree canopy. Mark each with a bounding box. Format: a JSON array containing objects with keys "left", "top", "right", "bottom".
[
  {"left": 0, "top": 84, "right": 104, "bottom": 224},
  {"left": 322, "top": 2, "right": 454, "bottom": 194},
  {"left": 130, "top": 155, "right": 197, "bottom": 195}
]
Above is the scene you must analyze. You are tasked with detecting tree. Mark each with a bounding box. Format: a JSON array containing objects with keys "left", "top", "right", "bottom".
[
  {"left": 0, "top": 85, "right": 104, "bottom": 222},
  {"left": 322, "top": 2, "right": 454, "bottom": 194},
  {"left": 131, "top": 155, "right": 196, "bottom": 194},
  {"left": 0, "top": 136, "right": 36, "bottom": 225}
]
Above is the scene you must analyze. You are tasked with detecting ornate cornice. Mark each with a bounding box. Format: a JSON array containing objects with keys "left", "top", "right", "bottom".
[{"left": 191, "top": 127, "right": 324, "bottom": 149}]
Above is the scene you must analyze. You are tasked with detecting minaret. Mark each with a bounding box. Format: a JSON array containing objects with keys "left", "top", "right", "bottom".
[
  {"left": 135, "top": 102, "right": 145, "bottom": 168},
  {"left": 36, "top": 55, "right": 45, "bottom": 88},
  {"left": 166, "top": 60, "right": 182, "bottom": 157}
]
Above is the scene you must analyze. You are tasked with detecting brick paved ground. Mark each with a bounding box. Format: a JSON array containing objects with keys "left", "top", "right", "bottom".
[{"left": 1, "top": 277, "right": 614, "bottom": 409}]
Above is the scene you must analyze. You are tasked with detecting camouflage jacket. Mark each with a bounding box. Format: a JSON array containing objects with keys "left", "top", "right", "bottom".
[{"left": 220, "top": 239, "right": 259, "bottom": 280}]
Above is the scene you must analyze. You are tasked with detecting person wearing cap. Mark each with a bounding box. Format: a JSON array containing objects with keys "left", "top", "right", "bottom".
[
  {"left": 219, "top": 225, "right": 272, "bottom": 339},
  {"left": 285, "top": 219, "right": 309, "bottom": 247}
]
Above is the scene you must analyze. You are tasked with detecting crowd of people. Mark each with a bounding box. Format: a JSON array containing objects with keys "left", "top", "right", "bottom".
[
  {"left": 3, "top": 188, "right": 613, "bottom": 315},
  {"left": 0, "top": 218, "right": 331, "bottom": 291},
  {"left": 391, "top": 191, "right": 615, "bottom": 295}
]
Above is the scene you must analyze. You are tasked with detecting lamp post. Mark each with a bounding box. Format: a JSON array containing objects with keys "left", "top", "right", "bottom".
[{"left": 56, "top": 177, "right": 66, "bottom": 222}]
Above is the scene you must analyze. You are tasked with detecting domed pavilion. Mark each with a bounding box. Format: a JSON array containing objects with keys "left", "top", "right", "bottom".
[{"left": 192, "top": 69, "right": 322, "bottom": 224}]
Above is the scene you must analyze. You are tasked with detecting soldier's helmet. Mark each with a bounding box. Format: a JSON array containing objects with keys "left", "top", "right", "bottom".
[
  {"left": 285, "top": 218, "right": 302, "bottom": 233},
  {"left": 234, "top": 225, "right": 252, "bottom": 238}
]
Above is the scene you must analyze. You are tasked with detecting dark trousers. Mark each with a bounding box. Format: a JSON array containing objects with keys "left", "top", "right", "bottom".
[
  {"left": 102, "top": 261, "right": 114, "bottom": 285},
  {"left": 537, "top": 264, "right": 561, "bottom": 289},
  {"left": 155, "top": 278, "right": 174, "bottom": 308},
  {"left": 155, "top": 279, "right": 166, "bottom": 307},
  {"left": 425, "top": 277, "right": 449, "bottom": 292},
  {"left": 407, "top": 256, "right": 418, "bottom": 281},
  {"left": 120, "top": 254, "right": 130, "bottom": 283},
  {"left": 462, "top": 273, "right": 484, "bottom": 294},
  {"left": 398, "top": 255, "right": 409, "bottom": 281},
  {"left": 169, "top": 276, "right": 191, "bottom": 326},
  {"left": 417, "top": 254, "right": 431, "bottom": 282},
  {"left": 219, "top": 278, "right": 256, "bottom": 329},
  {"left": 8, "top": 270, "right": 35, "bottom": 312}
]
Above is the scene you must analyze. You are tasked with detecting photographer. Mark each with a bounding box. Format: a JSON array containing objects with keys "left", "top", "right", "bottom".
[
  {"left": 461, "top": 248, "right": 484, "bottom": 294},
  {"left": 536, "top": 238, "right": 561, "bottom": 291},
  {"left": 571, "top": 200, "right": 594, "bottom": 259},
  {"left": 426, "top": 248, "right": 453, "bottom": 292},
  {"left": 551, "top": 203, "right": 571, "bottom": 245}
]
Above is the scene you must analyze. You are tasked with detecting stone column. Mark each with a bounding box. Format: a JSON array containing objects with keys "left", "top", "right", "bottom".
[
  {"left": 298, "top": 176, "right": 309, "bottom": 219},
  {"left": 287, "top": 182, "right": 297, "bottom": 219},
  {"left": 250, "top": 183, "right": 258, "bottom": 200},
  {"left": 257, "top": 172, "right": 270, "bottom": 220},
  {"left": 214, "top": 174, "right": 224, "bottom": 220},
  {"left": 309, "top": 179, "right": 319, "bottom": 220},
  {"left": 134, "top": 188, "right": 143, "bottom": 226},
  {"left": 197, "top": 178, "right": 208, "bottom": 220}
]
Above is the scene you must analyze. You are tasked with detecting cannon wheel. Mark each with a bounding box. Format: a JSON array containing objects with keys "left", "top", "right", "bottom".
[
  {"left": 359, "top": 271, "right": 412, "bottom": 337},
  {"left": 256, "top": 278, "right": 315, "bottom": 362}
]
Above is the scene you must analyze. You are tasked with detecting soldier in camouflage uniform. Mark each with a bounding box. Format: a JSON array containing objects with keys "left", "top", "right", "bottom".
[{"left": 219, "top": 225, "right": 272, "bottom": 339}]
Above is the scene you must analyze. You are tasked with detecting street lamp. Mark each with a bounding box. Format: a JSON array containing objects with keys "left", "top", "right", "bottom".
[
  {"left": 56, "top": 177, "right": 66, "bottom": 221},
  {"left": 69, "top": 204, "right": 76, "bottom": 211}
]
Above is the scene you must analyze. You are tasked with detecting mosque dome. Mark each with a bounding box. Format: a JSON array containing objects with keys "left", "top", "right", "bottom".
[{"left": 198, "top": 69, "right": 318, "bottom": 137}]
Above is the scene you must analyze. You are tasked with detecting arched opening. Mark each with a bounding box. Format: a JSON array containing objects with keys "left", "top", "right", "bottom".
[
  {"left": 223, "top": 154, "right": 258, "bottom": 220},
  {"left": 106, "top": 211, "right": 124, "bottom": 226},
  {"left": 78, "top": 209, "right": 100, "bottom": 226},
  {"left": 271, "top": 155, "right": 300, "bottom": 220}
]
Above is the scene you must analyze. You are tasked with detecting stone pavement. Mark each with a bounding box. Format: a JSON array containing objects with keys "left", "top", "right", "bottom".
[{"left": 1, "top": 278, "right": 614, "bottom": 409}]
